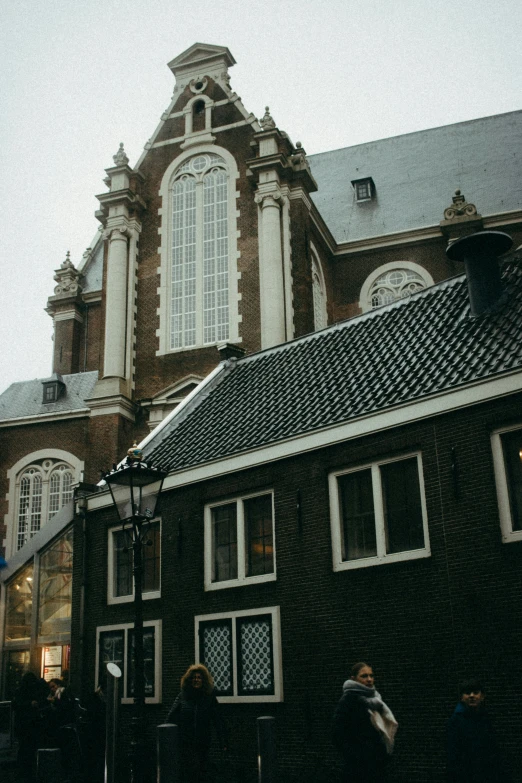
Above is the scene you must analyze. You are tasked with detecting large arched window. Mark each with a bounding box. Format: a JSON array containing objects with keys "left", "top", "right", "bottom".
[
  {"left": 311, "top": 252, "right": 327, "bottom": 330},
  {"left": 359, "top": 262, "right": 434, "bottom": 313},
  {"left": 16, "top": 460, "right": 74, "bottom": 550},
  {"left": 170, "top": 153, "right": 229, "bottom": 350}
]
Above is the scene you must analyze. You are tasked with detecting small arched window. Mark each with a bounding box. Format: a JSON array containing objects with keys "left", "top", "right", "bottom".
[
  {"left": 311, "top": 252, "right": 327, "bottom": 330},
  {"left": 360, "top": 263, "right": 434, "bottom": 313},
  {"left": 16, "top": 459, "right": 74, "bottom": 550},
  {"left": 170, "top": 153, "right": 229, "bottom": 350}
]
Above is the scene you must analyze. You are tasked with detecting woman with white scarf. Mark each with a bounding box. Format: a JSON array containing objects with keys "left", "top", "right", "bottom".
[{"left": 332, "top": 662, "right": 398, "bottom": 782}]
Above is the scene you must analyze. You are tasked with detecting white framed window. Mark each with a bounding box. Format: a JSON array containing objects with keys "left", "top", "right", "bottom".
[
  {"left": 329, "top": 452, "right": 430, "bottom": 571},
  {"left": 14, "top": 457, "right": 77, "bottom": 551},
  {"left": 95, "top": 620, "right": 162, "bottom": 704},
  {"left": 491, "top": 424, "right": 522, "bottom": 543},
  {"left": 156, "top": 146, "right": 240, "bottom": 356},
  {"left": 359, "top": 262, "right": 434, "bottom": 313},
  {"left": 204, "top": 491, "right": 276, "bottom": 591},
  {"left": 107, "top": 520, "right": 161, "bottom": 604},
  {"left": 195, "top": 607, "right": 283, "bottom": 703},
  {"left": 311, "top": 249, "right": 327, "bottom": 331}
]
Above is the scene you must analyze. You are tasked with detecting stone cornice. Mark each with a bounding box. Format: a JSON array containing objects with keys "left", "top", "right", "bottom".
[{"left": 0, "top": 409, "right": 90, "bottom": 428}]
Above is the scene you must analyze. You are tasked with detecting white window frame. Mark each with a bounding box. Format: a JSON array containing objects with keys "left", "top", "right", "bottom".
[
  {"left": 156, "top": 144, "right": 241, "bottom": 356},
  {"left": 310, "top": 244, "right": 327, "bottom": 331},
  {"left": 107, "top": 520, "right": 161, "bottom": 604},
  {"left": 95, "top": 620, "right": 162, "bottom": 704},
  {"left": 195, "top": 606, "right": 283, "bottom": 704},
  {"left": 491, "top": 423, "right": 522, "bottom": 543},
  {"left": 329, "top": 452, "right": 430, "bottom": 571},
  {"left": 204, "top": 491, "right": 276, "bottom": 591},
  {"left": 359, "top": 262, "right": 434, "bottom": 313}
]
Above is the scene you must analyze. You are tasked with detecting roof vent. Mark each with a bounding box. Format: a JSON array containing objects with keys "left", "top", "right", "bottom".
[
  {"left": 446, "top": 230, "right": 513, "bottom": 316},
  {"left": 217, "top": 343, "right": 246, "bottom": 362}
]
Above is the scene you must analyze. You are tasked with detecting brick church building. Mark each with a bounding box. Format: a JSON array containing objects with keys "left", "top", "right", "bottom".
[{"left": 1, "top": 43, "right": 521, "bottom": 780}]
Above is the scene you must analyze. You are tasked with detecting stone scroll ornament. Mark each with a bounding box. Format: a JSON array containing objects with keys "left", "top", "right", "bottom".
[{"left": 443, "top": 190, "right": 478, "bottom": 220}]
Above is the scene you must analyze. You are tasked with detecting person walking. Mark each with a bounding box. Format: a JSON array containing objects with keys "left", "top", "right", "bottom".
[
  {"left": 166, "top": 664, "right": 227, "bottom": 783},
  {"left": 447, "top": 679, "right": 508, "bottom": 783},
  {"left": 332, "top": 662, "right": 398, "bottom": 782}
]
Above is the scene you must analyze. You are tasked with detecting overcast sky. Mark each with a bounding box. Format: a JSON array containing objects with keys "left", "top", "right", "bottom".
[{"left": 1, "top": 0, "right": 521, "bottom": 392}]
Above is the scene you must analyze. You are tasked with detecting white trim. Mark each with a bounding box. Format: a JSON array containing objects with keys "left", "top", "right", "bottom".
[
  {"left": 359, "top": 261, "right": 435, "bottom": 313},
  {"left": 329, "top": 452, "right": 430, "bottom": 571},
  {"left": 491, "top": 423, "right": 522, "bottom": 543},
  {"left": 4, "top": 451, "right": 83, "bottom": 558},
  {"left": 95, "top": 619, "right": 162, "bottom": 704},
  {"left": 156, "top": 145, "right": 240, "bottom": 356},
  {"left": 310, "top": 242, "right": 328, "bottom": 329},
  {"left": 195, "top": 606, "right": 283, "bottom": 703},
  {"left": 53, "top": 310, "right": 84, "bottom": 323},
  {"left": 204, "top": 491, "right": 276, "bottom": 591},
  {"left": 0, "top": 410, "right": 90, "bottom": 428},
  {"left": 87, "top": 372, "right": 522, "bottom": 513},
  {"left": 107, "top": 520, "right": 161, "bottom": 604}
]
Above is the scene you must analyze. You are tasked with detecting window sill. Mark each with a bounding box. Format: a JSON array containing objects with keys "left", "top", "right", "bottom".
[
  {"left": 204, "top": 572, "right": 276, "bottom": 591},
  {"left": 334, "top": 548, "right": 430, "bottom": 571},
  {"left": 107, "top": 590, "right": 161, "bottom": 605}
]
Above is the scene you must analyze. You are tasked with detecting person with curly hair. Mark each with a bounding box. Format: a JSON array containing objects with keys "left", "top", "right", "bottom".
[
  {"left": 332, "top": 662, "right": 398, "bottom": 782},
  {"left": 166, "top": 664, "right": 227, "bottom": 782}
]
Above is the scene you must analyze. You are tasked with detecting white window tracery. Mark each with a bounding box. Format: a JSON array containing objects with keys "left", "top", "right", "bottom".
[
  {"left": 170, "top": 153, "right": 229, "bottom": 350},
  {"left": 359, "top": 262, "right": 434, "bottom": 313},
  {"left": 16, "top": 460, "right": 74, "bottom": 551},
  {"left": 311, "top": 254, "right": 327, "bottom": 330}
]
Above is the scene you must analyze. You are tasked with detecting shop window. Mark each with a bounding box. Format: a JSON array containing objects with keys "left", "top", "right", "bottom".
[
  {"left": 196, "top": 607, "right": 282, "bottom": 703},
  {"left": 107, "top": 521, "right": 161, "bottom": 604},
  {"left": 205, "top": 492, "right": 275, "bottom": 590},
  {"left": 96, "top": 620, "right": 162, "bottom": 704},
  {"left": 329, "top": 453, "right": 430, "bottom": 570}
]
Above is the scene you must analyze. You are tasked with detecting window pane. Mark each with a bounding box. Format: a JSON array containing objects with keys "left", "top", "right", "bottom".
[
  {"left": 37, "top": 528, "right": 73, "bottom": 643},
  {"left": 128, "top": 627, "right": 156, "bottom": 698},
  {"left": 338, "top": 470, "right": 377, "bottom": 560},
  {"left": 5, "top": 564, "right": 34, "bottom": 641},
  {"left": 502, "top": 429, "right": 522, "bottom": 531},
  {"left": 244, "top": 495, "right": 274, "bottom": 577},
  {"left": 143, "top": 523, "right": 161, "bottom": 593},
  {"left": 98, "top": 629, "right": 124, "bottom": 691},
  {"left": 199, "top": 620, "right": 233, "bottom": 695},
  {"left": 237, "top": 615, "right": 274, "bottom": 696},
  {"left": 113, "top": 529, "right": 133, "bottom": 597},
  {"left": 212, "top": 504, "right": 237, "bottom": 582},
  {"left": 381, "top": 457, "right": 425, "bottom": 554}
]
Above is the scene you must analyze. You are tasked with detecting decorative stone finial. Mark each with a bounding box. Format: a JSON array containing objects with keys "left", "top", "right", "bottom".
[
  {"left": 53, "top": 252, "right": 82, "bottom": 297},
  {"left": 260, "top": 106, "right": 276, "bottom": 130},
  {"left": 443, "top": 189, "right": 478, "bottom": 221},
  {"left": 113, "top": 142, "right": 129, "bottom": 166}
]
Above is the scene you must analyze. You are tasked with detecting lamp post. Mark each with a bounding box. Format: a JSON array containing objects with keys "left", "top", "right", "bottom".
[{"left": 103, "top": 444, "right": 167, "bottom": 783}]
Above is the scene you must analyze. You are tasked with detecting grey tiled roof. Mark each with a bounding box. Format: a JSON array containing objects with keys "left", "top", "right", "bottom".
[
  {"left": 308, "top": 111, "right": 522, "bottom": 243},
  {"left": 145, "top": 261, "right": 522, "bottom": 472},
  {"left": 0, "top": 371, "right": 98, "bottom": 421}
]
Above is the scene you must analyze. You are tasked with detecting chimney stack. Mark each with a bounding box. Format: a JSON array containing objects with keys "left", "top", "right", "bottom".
[{"left": 446, "top": 230, "right": 513, "bottom": 316}]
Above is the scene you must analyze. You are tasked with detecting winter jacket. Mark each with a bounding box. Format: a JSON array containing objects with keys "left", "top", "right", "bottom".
[
  {"left": 333, "top": 687, "right": 389, "bottom": 781},
  {"left": 166, "top": 689, "right": 226, "bottom": 750},
  {"left": 447, "top": 702, "right": 505, "bottom": 783}
]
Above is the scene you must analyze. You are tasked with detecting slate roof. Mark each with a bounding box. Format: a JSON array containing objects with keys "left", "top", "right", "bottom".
[
  {"left": 145, "top": 260, "right": 522, "bottom": 472},
  {"left": 308, "top": 111, "right": 522, "bottom": 243},
  {"left": 0, "top": 371, "right": 98, "bottom": 421}
]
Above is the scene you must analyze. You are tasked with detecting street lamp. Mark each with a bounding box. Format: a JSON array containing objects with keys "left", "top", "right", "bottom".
[{"left": 103, "top": 444, "right": 167, "bottom": 783}]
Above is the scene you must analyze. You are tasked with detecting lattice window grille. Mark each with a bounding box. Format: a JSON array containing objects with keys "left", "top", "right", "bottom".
[
  {"left": 202, "top": 622, "right": 232, "bottom": 694},
  {"left": 370, "top": 269, "right": 426, "bottom": 309},
  {"left": 238, "top": 617, "right": 273, "bottom": 695}
]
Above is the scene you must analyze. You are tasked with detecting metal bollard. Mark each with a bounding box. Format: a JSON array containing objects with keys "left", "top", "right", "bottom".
[
  {"left": 36, "top": 747, "right": 61, "bottom": 782},
  {"left": 257, "top": 716, "right": 278, "bottom": 783},
  {"left": 157, "top": 723, "right": 180, "bottom": 783}
]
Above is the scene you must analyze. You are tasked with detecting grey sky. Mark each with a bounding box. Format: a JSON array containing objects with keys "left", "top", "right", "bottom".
[{"left": 1, "top": 0, "right": 521, "bottom": 391}]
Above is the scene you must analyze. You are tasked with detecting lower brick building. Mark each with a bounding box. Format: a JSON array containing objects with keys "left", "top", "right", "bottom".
[{"left": 71, "top": 233, "right": 522, "bottom": 781}]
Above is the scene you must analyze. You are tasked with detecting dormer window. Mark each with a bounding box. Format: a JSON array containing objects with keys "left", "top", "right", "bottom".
[
  {"left": 41, "top": 374, "right": 66, "bottom": 404},
  {"left": 352, "top": 177, "right": 375, "bottom": 203}
]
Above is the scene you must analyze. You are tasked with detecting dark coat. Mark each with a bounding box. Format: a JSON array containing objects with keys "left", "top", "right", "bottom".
[
  {"left": 332, "top": 688, "right": 388, "bottom": 782},
  {"left": 447, "top": 702, "right": 506, "bottom": 783},
  {"left": 167, "top": 689, "right": 226, "bottom": 750}
]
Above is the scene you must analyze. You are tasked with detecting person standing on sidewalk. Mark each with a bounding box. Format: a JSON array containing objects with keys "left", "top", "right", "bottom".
[{"left": 332, "top": 662, "right": 398, "bottom": 782}]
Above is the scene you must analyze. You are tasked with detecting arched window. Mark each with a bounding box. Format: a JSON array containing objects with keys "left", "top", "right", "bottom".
[
  {"left": 15, "top": 459, "right": 75, "bottom": 551},
  {"left": 359, "top": 263, "right": 434, "bottom": 313},
  {"left": 170, "top": 153, "right": 229, "bottom": 350},
  {"left": 311, "top": 253, "right": 327, "bottom": 330}
]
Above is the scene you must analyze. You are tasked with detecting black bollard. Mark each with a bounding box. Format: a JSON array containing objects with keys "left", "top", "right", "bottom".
[
  {"left": 257, "top": 716, "right": 277, "bottom": 783},
  {"left": 36, "top": 748, "right": 61, "bottom": 782},
  {"left": 157, "top": 723, "right": 179, "bottom": 783}
]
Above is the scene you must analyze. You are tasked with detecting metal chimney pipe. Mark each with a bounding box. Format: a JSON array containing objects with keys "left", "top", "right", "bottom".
[{"left": 446, "top": 230, "right": 512, "bottom": 316}]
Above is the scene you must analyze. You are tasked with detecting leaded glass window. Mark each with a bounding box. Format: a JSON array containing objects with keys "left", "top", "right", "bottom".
[
  {"left": 199, "top": 619, "right": 233, "bottom": 695},
  {"left": 110, "top": 521, "right": 160, "bottom": 600},
  {"left": 16, "top": 459, "right": 76, "bottom": 551},
  {"left": 170, "top": 154, "right": 229, "bottom": 350},
  {"left": 369, "top": 269, "right": 426, "bottom": 308},
  {"left": 237, "top": 615, "right": 274, "bottom": 696}
]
